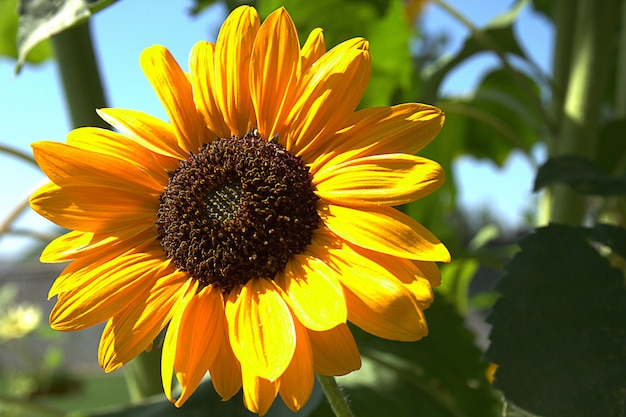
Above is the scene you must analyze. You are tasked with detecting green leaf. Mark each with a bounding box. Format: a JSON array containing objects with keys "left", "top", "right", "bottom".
[
  {"left": 15, "top": 0, "right": 116, "bottom": 73},
  {"left": 596, "top": 118, "right": 626, "bottom": 174},
  {"left": 0, "top": 0, "right": 52, "bottom": 64},
  {"left": 486, "top": 224, "right": 626, "bottom": 417},
  {"left": 257, "top": 0, "right": 411, "bottom": 107},
  {"left": 80, "top": 378, "right": 323, "bottom": 417},
  {"left": 533, "top": 155, "right": 626, "bottom": 196},
  {"left": 310, "top": 299, "right": 501, "bottom": 417},
  {"left": 423, "top": 1, "right": 529, "bottom": 99},
  {"left": 587, "top": 223, "right": 626, "bottom": 260},
  {"left": 437, "top": 68, "right": 543, "bottom": 166}
]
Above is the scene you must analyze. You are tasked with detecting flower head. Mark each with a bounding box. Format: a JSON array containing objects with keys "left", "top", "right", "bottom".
[{"left": 30, "top": 6, "right": 449, "bottom": 415}]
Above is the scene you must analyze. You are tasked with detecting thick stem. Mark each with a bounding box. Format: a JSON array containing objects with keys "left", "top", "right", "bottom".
[
  {"left": 536, "top": 0, "right": 578, "bottom": 226},
  {"left": 548, "top": 0, "right": 620, "bottom": 225},
  {"left": 124, "top": 347, "right": 164, "bottom": 403},
  {"left": 316, "top": 374, "right": 356, "bottom": 417},
  {"left": 51, "top": 20, "right": 108, "bottom": 129},
  {"left": 616, "top": 0, "right": 626, "bottom": 117}
]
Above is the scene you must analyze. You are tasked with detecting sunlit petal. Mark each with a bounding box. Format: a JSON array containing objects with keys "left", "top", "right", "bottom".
[{"left": 226, "top": 279, "right": 296, "bottom": 381}]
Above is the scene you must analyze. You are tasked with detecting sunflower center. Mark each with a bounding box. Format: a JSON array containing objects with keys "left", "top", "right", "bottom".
[{"left": 156, "top": 130, "right": 319, "bottom": 292}]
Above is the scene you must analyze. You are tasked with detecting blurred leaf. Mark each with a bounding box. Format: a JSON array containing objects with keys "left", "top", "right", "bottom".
[
  {"left": 596, "top": 118, "right": 626, "bottom": 174},
  {"left": 587, "top": 222, "right": 626, "bottom": 260},
  {"left": 439, "top": 68, "right": 543, "bottom": 166},
  {"left": 189, "top": 0, "right": 218, "bottom": 14},
  {"left": 486, "top": 224, "right": 626, "bottom": 417},
  {"left": 191, "top": 0, "right": 255, "bottom": 14},
  {"left": 15, "top": 0, "right": 116, "bottom": 72},
  {"left": 533, "top": 155, "right": 626, "bottom": 196},
  {"left": 437, "top": 258, "right": 479, "bottom": 313},
  {"left": 81, "top": 377, "right": 323, "bottom": 417},
  {"left": 0, "top": 0, "right": 52, "bottom": 64},
  {"left": 257, "top": 0, "right": 412, "bottom": 107},
  {"left": 310, "top": 299, "right": 501, "bottom": 417},
  {"left": 527, "top": 0, "right": 553, "bottom": 21},
  {"left": 423, "top": 0, "right": 528, "bottom": 99}
]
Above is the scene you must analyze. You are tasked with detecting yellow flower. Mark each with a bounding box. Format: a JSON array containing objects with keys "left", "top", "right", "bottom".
[
  {"left": 29, "top": 6, "right": 449, "bottom": 415},
  {"left": 0, "top": 303, "right": 42, "bottom": 341}
]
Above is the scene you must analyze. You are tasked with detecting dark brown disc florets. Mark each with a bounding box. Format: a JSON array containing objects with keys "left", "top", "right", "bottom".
[{"left": 156, "top": 130, "right": 319, "bottom": 292}]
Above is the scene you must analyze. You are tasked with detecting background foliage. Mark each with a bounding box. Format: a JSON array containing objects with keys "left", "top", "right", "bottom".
[{"left": 0, "top": 0, "right": 625, "bottom": 416}]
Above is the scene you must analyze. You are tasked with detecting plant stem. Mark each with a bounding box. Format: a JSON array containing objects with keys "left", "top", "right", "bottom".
[
  {"left": 51, "top": 20, "right": 108, "bottom": 129},
  {"left": 0, "top": 144, "right": 38, "bottom": 167},
  {"left": 536, "top": 0, "right": 579, "bottom": 226},
  {"left": 124, "top": 346, "right": 164, "bottom": 402},
  {"left": 549, "top": 0, "right": 620, "bottom": 224},
  {"left": 316, "top": 374, "right": 355, "bottom": 417}
]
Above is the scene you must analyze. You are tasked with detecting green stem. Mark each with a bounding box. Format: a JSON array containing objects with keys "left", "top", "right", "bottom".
[
  {"left": 51, "top": 20, "right": 108, "bottom": 129},
  {"left": 124, "top": 347, "right": 164, "bottom": 402},
  {"left": 616, "top": 0, "right": 626, "bottom": 117},
  {"left": 549, "top": 0, "right": 620, "bottom": 224},
  {"left": 0, "top": 144, "right": 38, "bottom": 167},
  {"left": 536, "top": 0, "right": 579, "bottom": 226},
  {"left": 316, "top": 374, "right": 355, "bottom": 417}
]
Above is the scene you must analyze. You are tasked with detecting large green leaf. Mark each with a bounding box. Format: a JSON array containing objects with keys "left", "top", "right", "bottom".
[
  {"left": 533, "top": 155, "right": 626, "bottom": 196},
  {"left": 15, "top": 0, "right": 116, "bottom": 72},
  {"left": 257, "top": 0, "right": 412, "bottom": 108},
  {"left": 486, "top": 224, "right": 626, "bottom": 417},
  {"left": 310, "top": 299, "right": 501, "bottom": 417},
  {"left": 0, "top": 0, "right": 52, "bottom": 64}
]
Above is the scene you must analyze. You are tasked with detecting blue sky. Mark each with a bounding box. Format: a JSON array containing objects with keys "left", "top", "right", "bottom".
[{"left": 0, "top": 0, "right": 552, "bottom": 259}]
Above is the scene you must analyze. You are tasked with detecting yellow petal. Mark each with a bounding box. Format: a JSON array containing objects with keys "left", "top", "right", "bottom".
[
  {"left": 318, "top": 247, "right": 429, "bottom": 341},
  {"left": 314, "top": 153, "right": 445, "bottom": 206},
  {"left": 31, "top": 141, "right": 164, "bottom": 192},
  {"left": 172, "top": 285, "right": 226, "bottom": 406},
  {"left": 285, "top": 38, "right": 370, "bottom": 156},
  {"left": 320, "top": 203, "right": 450, "bottom": 262},
  {"left": 162, "top": 280, "right": 199, "bottom": 403},
  {"left": 275, "top": 254, "right": 347, "bottom": 331},
  {"left": 300, "top": 28, "right": 325, "bottom": 75},
  {"left": 140, "top": 45, "right": 210, "bottom": 153},
  {"left": 307, "top": 323, "right": 361, "bottom": 376},
  {"left": 66, "top": 127, "right": 175, "bottom": 180},
  {"left": 209, "top": 334, "right": 242, "bottom": 401},
  {"left": 30, "top": 181, "right": 157, "bottom": 233},
  {"left": 241, "top": 369, "right": 279, "bottom": 416},
  {"left": 249, "top": 7, "right": 299, "bottom": 141},
  {"left": 98, "top": 271, "right": 189, "bottom": 372},
  {"left": 41, "top": 228, "right": 155, "bottom": 263},
  {"left": 414, "top": 260, "right": 442, "bottom": 287},
  {"left": 278, "top": 318, "right": 314, "bottom": 412},
  {"left": 310, "top": 103, "right": 444, "bottom": 174},
  {"left": 97, "top": 108, "right": 188, "bottom": 161},
  {"left": 214, "top": 5, "right": 260, "bottom": 136},
  {"left": 226, "top": 279, "right": 296, "bottom": 381},
  {"left": 49, "top": 250, "right": 172, "bottom": 330},
  {"left": 189, "top": 41, "right": 231, "bottom": 138},
  {"left": 48, "top": 239, "right": 157, "bottom": 298},
  {"left": 363, "top": 249, "right": 438, "bottom": 310}
]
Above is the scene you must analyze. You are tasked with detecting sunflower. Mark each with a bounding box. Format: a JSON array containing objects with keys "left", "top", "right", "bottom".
[{"left": 29, "top": 5, "right": 449, "bottom": 415}]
